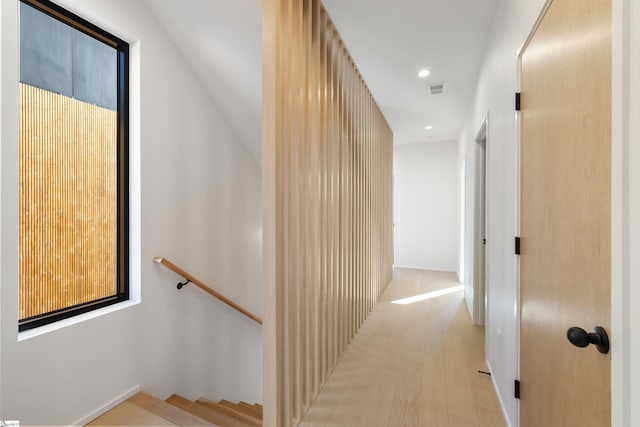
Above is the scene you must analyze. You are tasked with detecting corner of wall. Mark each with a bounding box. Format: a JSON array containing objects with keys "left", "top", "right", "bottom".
[{"left": 71, "top": 386, "right": 140, "bottom": 426}]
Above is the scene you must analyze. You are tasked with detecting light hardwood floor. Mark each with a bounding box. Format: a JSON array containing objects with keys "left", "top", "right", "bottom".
[{"left": 298, "top": 268, "right": 506, "bottom": 427}]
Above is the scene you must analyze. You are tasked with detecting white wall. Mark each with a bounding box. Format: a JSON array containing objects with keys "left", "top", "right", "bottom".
[
  {"left": 458, "top": 0, "right": 547, "bottom": 425},
  {"left": 0, "top": 0, "right": 262, "bottom": 424},
  {"left": 394, "top": 141, "right": 458, "bottom": 272}
]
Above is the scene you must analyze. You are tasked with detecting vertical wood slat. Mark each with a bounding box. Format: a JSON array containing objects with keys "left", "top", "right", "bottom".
[
  {"left": 19, "top": 83, "right": 117, "bottom": 320},
  {"left": 299, "top": 0, "right": 311, "bottom": 413},
  {"left": 262, "top": 0, "right": 279, "bottom": 423},
  {"left": 309, "top": 0, "right": 320, "bottom": 402},
  {"left": 263, "top": 1, "right": 394, "bottom": 425}
]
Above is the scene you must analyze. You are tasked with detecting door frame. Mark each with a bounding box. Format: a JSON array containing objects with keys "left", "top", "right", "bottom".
[
  {"left": 516, "top": 0, "right": 632, "bottom": 424},
  {"left": 612, "top": 0, "right": 639, "bottom": 425},
  {"left": 459, "top": 156, "right": 466, "bottom": 283},
  {"left": 472, "top": 116, "right": 488, "bottom": 326}
]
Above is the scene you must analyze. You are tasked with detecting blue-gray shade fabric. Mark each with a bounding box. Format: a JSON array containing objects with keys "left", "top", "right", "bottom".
[{"left": 19, "top": 1, "right": 117, "bottom": 111}]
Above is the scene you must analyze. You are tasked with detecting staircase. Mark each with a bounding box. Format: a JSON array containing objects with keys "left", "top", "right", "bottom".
[{"left": 87, "top": 392, "right": 263, "bottom": 426}]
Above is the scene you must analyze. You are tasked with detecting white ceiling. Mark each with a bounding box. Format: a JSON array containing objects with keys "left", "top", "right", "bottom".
[
  {"left": 322, "top": 0, "right": 498, "bottom": 146},
  {"left": 146, "top": 0, "right": 498, "bottom": 161}
]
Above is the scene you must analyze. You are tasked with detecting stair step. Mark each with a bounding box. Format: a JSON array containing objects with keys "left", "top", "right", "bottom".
[
  {"left": 86, "top": 401, "right": 177, "bottom": 426},
  {"left": 86, "top": 392, "right": 215, "bottom": 426},
  {"left": 166, "top": 394, "right": 247, "bottom": 426},
  {"left": 128, "top": 392, "right": 216, "bottom": 426},
  {"left": 221, "top": 400, "right": 262, "bottom": 420},
  {"left": 239, "top": 402, "right": 261, "bottom": 410},
  {"left": 200, "top": 400, "right": 261, "bottom": 426},
  {"left": 198, "top": 400, "right": 261, "bottom": 427}
]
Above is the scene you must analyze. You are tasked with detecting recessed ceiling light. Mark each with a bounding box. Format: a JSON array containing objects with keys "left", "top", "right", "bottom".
[
  {"left": 418, "top": 69, "right": 430, "bottom": 78},
  {"left": 425, "top": 125, "right": 433, "bottom": 130}
]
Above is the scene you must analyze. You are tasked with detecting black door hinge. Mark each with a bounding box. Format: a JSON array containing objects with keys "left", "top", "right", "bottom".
[
  {"left": 515, "top": 379, "right": 521, "bottom": 399},
  {"left": 515, "top": 92, "right": 521, "bottom": 111},
  {"left": 515, "top": 237, "right": 521, "bottom": 255},
  {"left": 483, "top": 238, "right": 486, "bottom": 245}
]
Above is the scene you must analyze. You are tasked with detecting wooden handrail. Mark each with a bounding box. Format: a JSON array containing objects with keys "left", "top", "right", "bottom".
[{"left": 153, "top": 257, "right": 262, "bottom": 325}]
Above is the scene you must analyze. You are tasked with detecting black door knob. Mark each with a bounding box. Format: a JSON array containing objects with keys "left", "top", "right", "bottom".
[{"left": 566, "top": 326, "right": 609, "bottom": 354}]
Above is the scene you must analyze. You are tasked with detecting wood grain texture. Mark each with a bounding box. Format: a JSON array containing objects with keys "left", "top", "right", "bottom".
[
  {"left": 165, "top": 395, "right": 243, "bottom": 426},
  {"left": 197, "top": 399, "right": 262, "bottom": 426},
  {"left": 153, "top": 257, "right": 262, "bottom": 324},
  {"left": 263, "top": 1, "right": 393, "bottom": 425},
  {"left": 221, "top": 400, "right": 263, "bottom": 420},
  {"left": 19, "top": 83, "right": 118, "bottom": 320},
  {"left": 519, "top": 0, "right": 611, "bottom": 425},
  {"left": 87, "top": 393, "right": 265, "bottom": 426},
  {"left": 298, "top": 268, "right": 504, "bottom": 427},
  {"left": 87, "top": 392, "right": 215, "bottom": 427},
  {"left": 86, "top": 401, "right": 177, "bottom": 426},
  {"left": 128, "top": 392, "right": 216, "bottom": 426}
]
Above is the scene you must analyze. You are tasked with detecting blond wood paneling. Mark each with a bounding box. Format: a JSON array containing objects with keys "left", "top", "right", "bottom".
[
  {"left": 263, "top": 1, "right": 393, "bottom": 425},
  {"left": 19, "top": 83, "right": 117, "bottom": 320},
  {"left": 520, "top": 0, "right": 611, "bottom": 425}
]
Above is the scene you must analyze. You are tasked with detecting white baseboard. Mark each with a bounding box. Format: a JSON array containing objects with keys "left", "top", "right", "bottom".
[
  {"left": 465, "top": 294, "right": 474, "bottom": 319},
  {"left": 486, "top": 360, "right": 514, "bottom": 427},
  {"left": 70, "top": 385, "right": 140, "bottom": 426}
]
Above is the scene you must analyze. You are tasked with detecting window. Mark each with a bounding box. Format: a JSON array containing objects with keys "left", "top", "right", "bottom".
[{"left": 18, "top": 0, "right": 129, "bottom": 331}]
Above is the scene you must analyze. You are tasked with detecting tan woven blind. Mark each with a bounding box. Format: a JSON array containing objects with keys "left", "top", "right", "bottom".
[{"left": 19, "top": 83, "right": 118, "bottom": 320}]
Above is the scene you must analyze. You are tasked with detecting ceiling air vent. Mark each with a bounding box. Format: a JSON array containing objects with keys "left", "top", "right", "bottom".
[{"left": 429, "top": 83, "right": 444, "bottom": 95}]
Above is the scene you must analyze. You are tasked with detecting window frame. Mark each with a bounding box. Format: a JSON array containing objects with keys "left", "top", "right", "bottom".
[{"left": 18, "top": 0, "right": 130, "bottom": 332}]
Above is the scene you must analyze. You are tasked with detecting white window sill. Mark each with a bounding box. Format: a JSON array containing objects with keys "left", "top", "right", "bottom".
[{"left": 17, "top": 298, "right": 140, "bottom": 342}]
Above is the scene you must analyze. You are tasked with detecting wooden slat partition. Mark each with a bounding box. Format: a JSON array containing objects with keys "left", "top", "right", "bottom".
[
  {"left": 263, "top": 1, "right": 394, "bottom": 425},
  {"left": 19, "top": 83, "right": 118, "bottom": 320}
]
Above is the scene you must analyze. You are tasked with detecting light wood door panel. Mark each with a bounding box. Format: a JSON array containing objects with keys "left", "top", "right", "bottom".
[{"left": 520, "top": 0, "right": 611, "bottom": 425}]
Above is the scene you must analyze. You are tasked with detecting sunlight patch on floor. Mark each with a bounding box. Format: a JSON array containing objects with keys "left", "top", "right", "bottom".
[{"left": 391, "top": 284, "right": 464, "bottom": 305}]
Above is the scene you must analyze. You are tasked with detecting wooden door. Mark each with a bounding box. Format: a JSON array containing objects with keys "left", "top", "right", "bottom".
[{"left": 520, "top": 0, "right": 611, "bottom": 425}]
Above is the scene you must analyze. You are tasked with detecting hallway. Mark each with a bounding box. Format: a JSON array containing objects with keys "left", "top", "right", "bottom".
[{"left": 299, "top": 268, "right": 505, "bottom": 427}]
